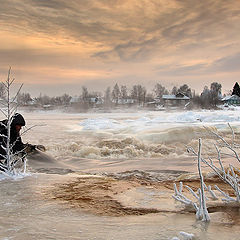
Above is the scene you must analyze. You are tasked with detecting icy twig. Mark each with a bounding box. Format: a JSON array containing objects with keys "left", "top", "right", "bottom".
[
  {"left": 207, "top": 185, "right": 218, "bottom": 200},
  {"left": 229, "top": 165, "right": 240, "bottom": 202},
  {"left": 11, "top": 83, "right": 23, "bottom": 104},
  {"left": 187, "top": 141, "right": 240, "bottom": 199},
  {"left": 228, "top": 123, "right": 235, "bottom": 147},
  {"left": 0, "top": 108, "right": 7, "bottom": 118},
  {"left": 197, "top": 138, "right": 210, "bottom": 222},
  {"left": 173, "top": 182, "right": 193, "bottom": 205},
  {"left": 214, "top": 185, "right": 236, "bottom": 202},
  {"left": 179, "top": 231, "right": 195, "bottom": 240},
  {"left": 173, "top": 140, "right": 211, "bottom": 221},
  {"left": 214, "top": 144, "right": 224, "bottom": 172},
  {"left": 204, "top": 126, "right": 240, "bottom": 163},
  {"left": 0, "top": 68, "right": 28, "bottom": 176},
  {"left": 182, "top": 125, "right": 240, "bottom": 222},
  {"left": 185, "top": 185, "right": 199, "bottom": 201}
]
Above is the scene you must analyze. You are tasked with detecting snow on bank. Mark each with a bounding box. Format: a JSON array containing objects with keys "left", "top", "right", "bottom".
[{"left": 0, "top": 172, "right": 31, "bottom": 181}]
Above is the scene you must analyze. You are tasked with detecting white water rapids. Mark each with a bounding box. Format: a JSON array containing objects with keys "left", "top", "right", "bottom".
[{"left": 1, "top": 109, "right": 240, "bottom": 239}]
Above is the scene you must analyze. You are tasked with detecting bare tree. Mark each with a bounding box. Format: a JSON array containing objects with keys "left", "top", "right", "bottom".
[
  {"left": 0, "top": 82, "right": 6, "bottom": 99},
  {"left": 210, "top": 82, "right": 222, "bottom": 107},
  {"left": 200, "top": 86, "right": 211, "bottom": 108},
  {"left": 171, "top": 86, "right": 178, "bottom": 95},
  {"left": 199, "top": 83, "right": 222, "bottom": 108},
  {"left": 55, "top": 93, "right": 71, "bottom": 106},
  {"left": 120, "top": 85, "right": 128, "bottom": 100},
  {"left": 153, "top": 83, "right": 168, "bottom": 98},
  {"left": 104, "top": 87, "right": 111, "bottom": 108},
  {"left": 131, "top": 85, "right": 146, "bottom": 106},
  {"left": 62, "top": 94, "right": 72, "bottom": 105},
  {"left": 17, "top": 92, "right": 32, "bottom": 106},
  {"left": 81, "top": 86, "right": 89, "bottom": 102},
  {"left": 178, "top": 84, "right": 192, "bottom": 98},
  {"left": 0, "top": 68, "right": 26, "bottom": 176},
  {"left": 112, "top": 83, "right": 120, "bottom": 105}
]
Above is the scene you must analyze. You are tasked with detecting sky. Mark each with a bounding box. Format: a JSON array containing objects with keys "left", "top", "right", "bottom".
[{"left": 0, "top": 0, "right": 240, "bottom": 96}]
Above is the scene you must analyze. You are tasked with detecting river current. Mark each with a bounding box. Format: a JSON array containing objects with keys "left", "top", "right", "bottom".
[{"left": 1, "top": 109, "right": 240, "bottom": 239}]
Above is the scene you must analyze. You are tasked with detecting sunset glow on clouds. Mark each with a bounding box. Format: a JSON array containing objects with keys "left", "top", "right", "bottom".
[{"left": 0, "top": 0, "right": 240, "bottom": 95}]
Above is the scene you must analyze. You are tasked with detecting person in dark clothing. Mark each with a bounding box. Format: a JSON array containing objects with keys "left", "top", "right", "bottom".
[{"left": 0, "top": 113, "right": 39, "bottom": 172}]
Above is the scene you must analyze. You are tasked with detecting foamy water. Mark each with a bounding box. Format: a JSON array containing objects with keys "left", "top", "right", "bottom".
[
  {"left": 22, "top": 109, "right": 240, "bottom": 166},
  {"left": 1, "top": 109, "right": 240, "bottom": 239}
]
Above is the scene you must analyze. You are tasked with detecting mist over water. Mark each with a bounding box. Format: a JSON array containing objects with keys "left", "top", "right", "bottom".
[
  {"left": 22, "top": 109, "right": 240, "bottom": 171},
  {"left": 1, "top": 109, "right": 240, "bottom": 239}
]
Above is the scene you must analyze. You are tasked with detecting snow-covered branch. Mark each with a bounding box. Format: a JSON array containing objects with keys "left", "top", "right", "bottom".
[
  {"left": 0, "top": 68, "right": 27, "bottom": 176},
  {"left": 186, "top": 126, "right": 240, "bottom": 202},
  {"left": 204, "top": 125, "right": 240, "bottom": 162},
  {"left": 173, "top": 139, "right": 211, "bottom": 221},
  {"left": 197, "top": 138, "right": 210, "bottom": 221},
  {"left": 174, "top": 124, "right": 240, "bottom": 222}
]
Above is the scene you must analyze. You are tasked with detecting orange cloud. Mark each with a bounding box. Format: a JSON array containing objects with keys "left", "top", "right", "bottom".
[{"left": 0, "top": 0, "right": 239, "bottom": 95}]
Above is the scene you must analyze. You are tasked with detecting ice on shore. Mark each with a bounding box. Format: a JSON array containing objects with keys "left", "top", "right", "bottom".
[
  {"left": 23, "top": 109, "right": 240, "bottom": 162},
  {"left": 78, "top": 110, "right": 240, "bottom": 132}
]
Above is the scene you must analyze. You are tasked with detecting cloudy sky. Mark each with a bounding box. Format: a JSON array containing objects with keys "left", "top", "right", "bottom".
[{"left": 0, "top": 0, "right": 239, "bottom": 96}]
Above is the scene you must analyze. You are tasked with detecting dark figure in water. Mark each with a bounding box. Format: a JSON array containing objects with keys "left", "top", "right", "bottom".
[{"left": 0, "top": 113, "right": 43, "bottom": 172}]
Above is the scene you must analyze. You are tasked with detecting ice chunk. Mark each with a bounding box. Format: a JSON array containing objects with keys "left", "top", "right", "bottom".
[{"left": 179, "top": 231, "right": 194, "bottom": 240}]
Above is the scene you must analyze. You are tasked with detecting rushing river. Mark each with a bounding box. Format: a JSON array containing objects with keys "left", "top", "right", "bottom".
[{"left": 1, "top": 109, "right": 240, "bottom": 239}]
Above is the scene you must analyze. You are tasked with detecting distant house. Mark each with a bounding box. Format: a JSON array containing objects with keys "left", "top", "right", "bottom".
[
  {"left": 162, "top": 93, "right": 190, "bottom": 107},
  {"left": 222, "top": 95, "right": 240, "bottom": 105},
  {"left": 70, "top": 96, "right": 80, "bottom": 104},
  {"left": 43, "top": 104, "right": 54, "bottom": 110},
  {"left": 92, "top": 97, "right": 104, "bottom": 105},
  {"left": 69, "top": 96, "right": 80, "bottom": 107},
  {"left": 83, "top": 97, "right": 104, "bottom": 106},
  {"left": 28, "top": 99, "right": 40, "bottom": 107},
  {"left": 146, "top": 97, "right": 161, "bottom": 109},
  {"left": 112, "top": 98, "right": 135, "bottom": 105}
]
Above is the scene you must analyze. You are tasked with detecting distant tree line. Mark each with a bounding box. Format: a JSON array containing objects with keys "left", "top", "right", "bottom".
[
  {"left": 0, "top": 80, "right": 236, "bottom": 110},
  {"left": 194, "top": 82, "right": 222, "bottom": 108}
]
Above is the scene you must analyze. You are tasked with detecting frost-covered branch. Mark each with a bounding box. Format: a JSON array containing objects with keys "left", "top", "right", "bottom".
[
  {"left": 173, "top": 182, "right": 194, "bottom": 206},
  {"left": 173, "top": 139, "right": 212, "bottom": 221},
  {"left": 0, "top": 68, "right": 27, "bottom": 176},
  {"left": 174, "top": 124, "right": 240, "bottom": 223},
  {"left": 173, "top": 124, "right": 240, "bottom": 222},
  {"left": 204, "top": 125, "right": 240, "bottom": 163},
  {"left": 173, "top": 182, "right": 199, "bottom": 214},
  {"left": 197, "top": 138, "right": 210, "bottom": 221},
  {"left": 214, "top": 185, "right": 235, "bottom": 202},
  {"left": 171, "top": 231, "right": 195, "bottom": 240},
  {"left": 208, "top": 185, "right": 218, "bottom": 200},
  {"left": 187, "top": 131, "right": 240, "bottom": 202}
]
